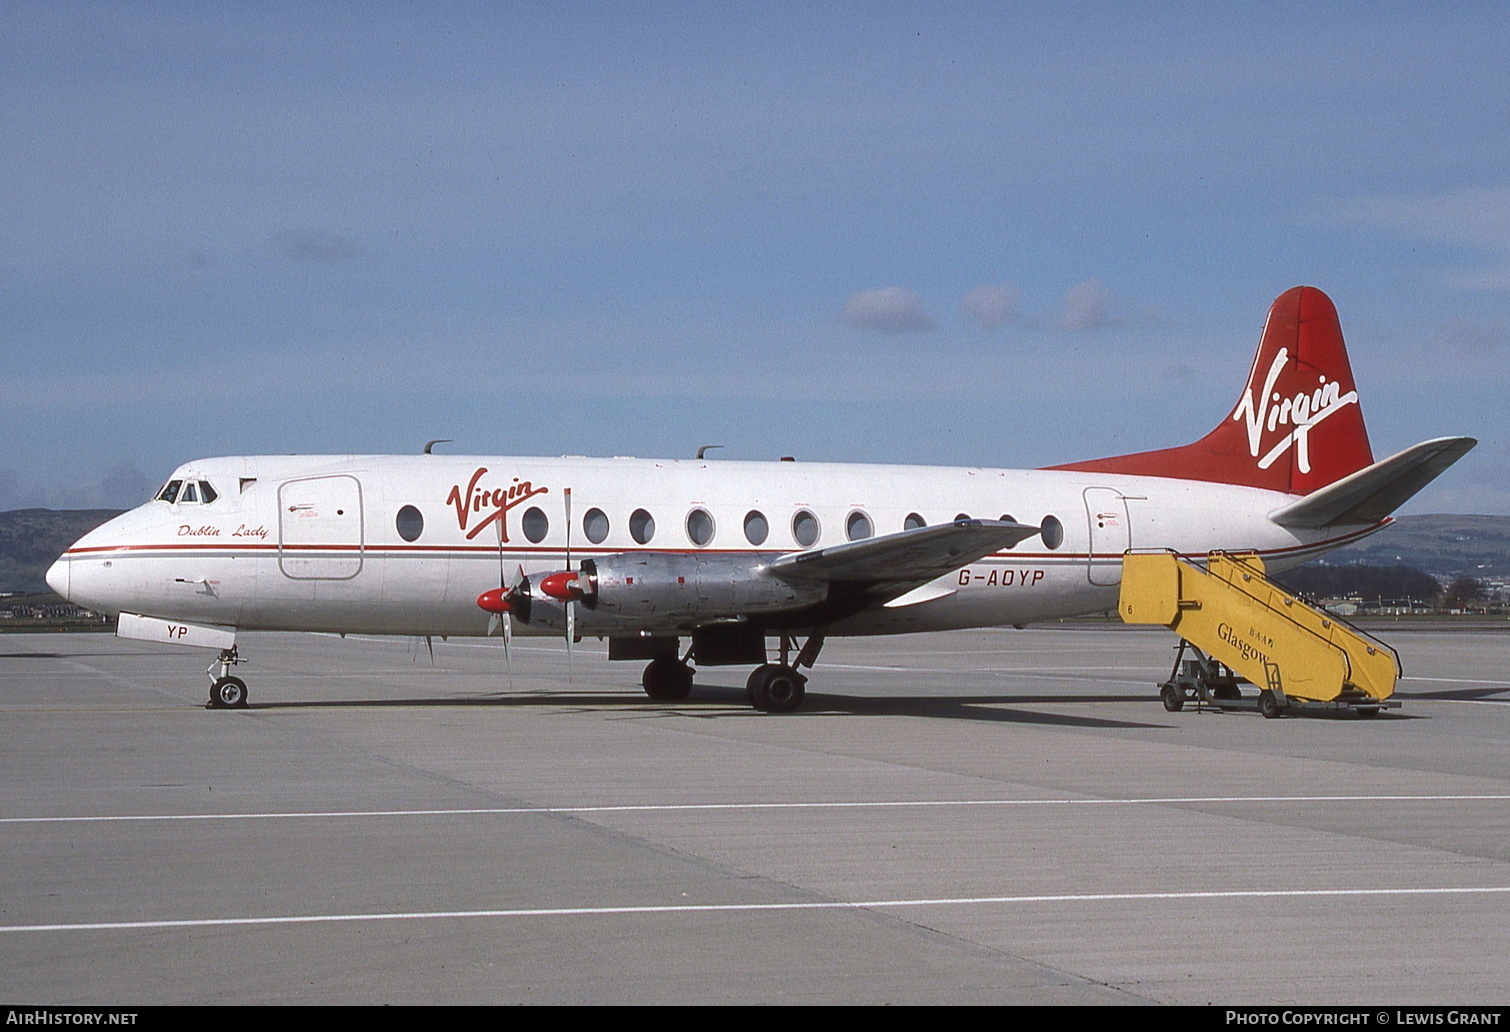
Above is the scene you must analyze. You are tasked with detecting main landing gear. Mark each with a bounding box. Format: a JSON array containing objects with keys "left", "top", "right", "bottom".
[
  {"left": 639, "top": 633, "right": 823, "bottom": 713},
  {"left": 641, "top": 655, "right": 694, "bottom": 701},
  {"left": 207, "top": 646, "right": 248, "bottom": 709},
  {"left": 746, "top": 663, "right": 806, "bottom": 713}
]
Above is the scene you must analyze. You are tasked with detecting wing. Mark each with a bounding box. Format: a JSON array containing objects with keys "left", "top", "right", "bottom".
[{"left": 767, "top": 519, "right": 1041, "bottom": 586}]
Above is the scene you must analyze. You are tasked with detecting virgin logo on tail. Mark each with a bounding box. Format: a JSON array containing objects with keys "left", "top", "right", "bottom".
[{"left": 1232, "top": 346, "right": 1359, "bottom": 474}]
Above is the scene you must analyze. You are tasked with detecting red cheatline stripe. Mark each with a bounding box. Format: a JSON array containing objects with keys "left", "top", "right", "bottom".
[{"left": 61, "top": 522, "right": 1382, "bottom": 565}]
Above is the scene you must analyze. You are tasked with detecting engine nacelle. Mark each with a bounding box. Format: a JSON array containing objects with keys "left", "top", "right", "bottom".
[{"left": 573, "top": 553, "right": 827, "bottom": 620}]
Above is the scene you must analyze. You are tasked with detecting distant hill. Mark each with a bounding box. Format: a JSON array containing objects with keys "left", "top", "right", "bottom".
[
  {"left": 0, "top": 509, "right": 123, "bottom": 594},
  {"left": 1309, "top": 514, "right": 1510, "bottom": 581},
  {"left": 1273, "top": 563, "right": 1442, "bottom": 602}
]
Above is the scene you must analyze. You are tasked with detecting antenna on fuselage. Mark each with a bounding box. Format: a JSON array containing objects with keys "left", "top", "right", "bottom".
[
  {"left": 423, "top": 439, "right": 452, "bottom": 455},
  {"left": 696, "top": 444, "right": 724, "bottom": 460}
]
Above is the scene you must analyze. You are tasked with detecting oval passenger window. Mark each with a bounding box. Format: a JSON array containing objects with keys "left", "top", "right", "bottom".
[
  {"left": 744, "top": 510, "right": 769, "bottom": 546},
  {"left": 1040, "top": 515, "right": 1064, "bottom": 550},
  {"left": 792, "top": 510, "right": 819, "bottom": 547},
  {"left": 629, "top": 508, "right": 655, "bottom": 545},
  {"left": 396, "top": 505, "right": 424, "bottom": 542},
  {"left": 686, "top": 508, "right": 715, "bottom": 546},
  {"left": 583, "top": 508, "right": 609, "bottom": 544},
  {"left": 846, "top": 511, "right": 873, "bottom": 541},
  {"left": 522, "top": 507, "right": 549, "bottom": 544}
]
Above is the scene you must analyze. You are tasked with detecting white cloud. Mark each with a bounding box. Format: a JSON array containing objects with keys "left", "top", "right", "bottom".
[
  {"left": 960, "top": 282, "right": 1019, "bottom": 329},
  {"left": 1331, "top": 187, "right": 1510, "bottom": 290},
  {"left": 270, "top": 229, "right": 363, "bottom": 263},
  {"left": 841, "top": 287, "right": 934, "bottom": 335},
  {"left": 1333, "top": 187, "right": 1510, "bottom": 251},
  {"left": 1431, "top": 318, "right": 1507, "bottom": 358},
  {"left": 1444, "top": 266, "right": 1510, "bottom": 291},
  {"left": 1057, "top": 278, "right": 1121, "bottom": 331}
]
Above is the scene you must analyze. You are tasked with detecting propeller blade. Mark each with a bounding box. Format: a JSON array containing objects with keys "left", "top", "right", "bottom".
[
  {"left": 564, "top": 487, "right": 574, "bottom": 684},
  {"left": 502, "top": 532, "right": 517, "bottom": 689},
  {"left": 502, "top": 610, "right": 513, "bottom": 690},
  {"left": 566, "top": 597, "right": 575, "bottom": 683}
]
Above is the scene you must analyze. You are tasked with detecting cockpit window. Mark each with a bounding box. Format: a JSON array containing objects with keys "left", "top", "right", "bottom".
[{"left": 156, "top": 478, "right": 217, "bottom": 504}]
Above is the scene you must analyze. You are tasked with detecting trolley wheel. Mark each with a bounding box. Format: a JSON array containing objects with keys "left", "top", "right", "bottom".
[
  {"left": 1160, "top": 683, "right": 1184, "bottom": 713},
  {"left": 1258, "top": 690, "right": 1283, "bottom": 720}
]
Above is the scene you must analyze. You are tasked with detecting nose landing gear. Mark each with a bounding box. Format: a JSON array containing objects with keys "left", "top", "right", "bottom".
[{"left": 207, "top": 646, "right": 249, "bottom": 709}]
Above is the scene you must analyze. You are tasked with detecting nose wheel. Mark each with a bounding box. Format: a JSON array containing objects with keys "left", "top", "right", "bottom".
[
  {"left": 210, "top": 675, "right": 248, "bottom": 708},
  {"left": 206, "top": 646, "right": 249, "bottom": 709}
]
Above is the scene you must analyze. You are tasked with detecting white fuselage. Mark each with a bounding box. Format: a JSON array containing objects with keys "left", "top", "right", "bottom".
[{"left": 49, "top": 453, "right": 1383, "bottom": 642}]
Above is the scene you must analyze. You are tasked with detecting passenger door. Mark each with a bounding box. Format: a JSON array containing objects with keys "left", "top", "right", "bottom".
[{"left": 278, "top": 475, "right": 364, "bottom": 580}]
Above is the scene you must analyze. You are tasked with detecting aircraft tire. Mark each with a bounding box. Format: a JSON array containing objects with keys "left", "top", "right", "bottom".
[
  {"left": 210, "top": 676, "right": 248, "bottom": 709},
  {"left": 1160, "top": 684, "right": 1184, "bottom": 712},
  {"left": 745, "top": 666, "right": 770, "bottom": 708},
  {"left": 642, "top": 657, "right": 693, "bottom": 702},
  {"left": 747, "top": 664, "right": 805, "bottom": 714},
  {"left": 1258, "top": 690, "right": 1283, "bottom": 720}
]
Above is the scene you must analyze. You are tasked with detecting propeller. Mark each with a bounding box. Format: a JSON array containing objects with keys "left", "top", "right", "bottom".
[
  {"left": 475, "top": 516, "right": 527, "bottom": 689},
  {"left": 564, "top": 487, "right": 574, "bottom": 683},
  {"left": 473, "top": 487, "right": 576, "bottom": 685}
]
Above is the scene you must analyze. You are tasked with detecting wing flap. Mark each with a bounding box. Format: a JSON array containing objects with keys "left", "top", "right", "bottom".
[{"left": 769, "top": 519, "right": 1041, "bottom": 584}]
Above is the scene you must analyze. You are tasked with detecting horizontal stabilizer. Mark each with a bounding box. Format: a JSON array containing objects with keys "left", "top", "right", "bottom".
[
  {"left": 769, "top": 519, "right": 1039, "bottom": 584},
  {"left": 1269, "top": 437, "right": 1477, "bottom": 528}
]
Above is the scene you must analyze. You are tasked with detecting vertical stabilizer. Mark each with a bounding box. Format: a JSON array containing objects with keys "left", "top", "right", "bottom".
[{"left": 1049, "top": 287, "right": 1374, "bottom": 495}]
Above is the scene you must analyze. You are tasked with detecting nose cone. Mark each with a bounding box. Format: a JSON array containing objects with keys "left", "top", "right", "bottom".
[
  {"left": 476, "top": 588, "right": 511, "bottom": 614},
  {"left": 46, "top": 557, "right": 70, "bottom": 599}
]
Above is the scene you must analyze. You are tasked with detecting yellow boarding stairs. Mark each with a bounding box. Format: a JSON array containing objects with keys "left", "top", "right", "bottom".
[{"left": 1119, "top": 551, "right": 1400, "bottom": 718}]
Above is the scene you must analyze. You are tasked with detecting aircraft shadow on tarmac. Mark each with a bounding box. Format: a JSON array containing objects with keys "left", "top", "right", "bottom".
[
  {"left": 1396, "top": 685, "right": 1510, "bottom": 703},
  {"left": 246, "top": 680, "right": 1430, "bottom": 726},
  {"left": 250, "top": 685, "right": 1174, "bottom": 730}
]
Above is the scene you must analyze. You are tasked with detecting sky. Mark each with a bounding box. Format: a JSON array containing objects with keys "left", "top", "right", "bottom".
[{"left": 3, "top": 1, "right": 1508, "bottom": 513}]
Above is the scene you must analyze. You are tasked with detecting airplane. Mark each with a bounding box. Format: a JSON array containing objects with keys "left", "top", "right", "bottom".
[{"left": 47, "top": 286, "right": 1475, "bottom": 712}]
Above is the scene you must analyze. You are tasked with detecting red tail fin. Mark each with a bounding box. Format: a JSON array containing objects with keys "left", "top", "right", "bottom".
[{"left": 1049, "top": 286, "right": 1374, "bottom": 495}]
